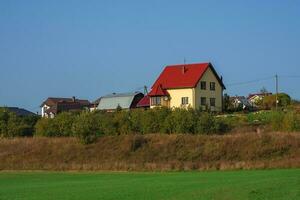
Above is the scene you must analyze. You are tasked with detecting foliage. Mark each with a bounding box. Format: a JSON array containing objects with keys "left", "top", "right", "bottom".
[
  {"left": 263, "top": 93, "right": 291, "bottom": 109},
  {"left": 0, "top": 108, "right": 39, "bottom": 137},
  {"left": 72, "top": 111, "right": 103, "bottom": 144}
]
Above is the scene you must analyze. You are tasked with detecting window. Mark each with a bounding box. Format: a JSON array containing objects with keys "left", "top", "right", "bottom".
[
  {"left": 200, "top": 81, "right": 206, "bottom": 90},
  {"left": 181, "top": 97, "right": 189, "bottom": 105},
  {"left": 210, "top": 82, "right": 216, "bottom": 91},
  {"left": 151, "top": 97, "right": 161, "bottom": 106},
  {"left": 201, "top": 97, "right": 206, "bottom": 106},
  {"left": 210, "top": 98, "right": 216, "bottom": 107}
]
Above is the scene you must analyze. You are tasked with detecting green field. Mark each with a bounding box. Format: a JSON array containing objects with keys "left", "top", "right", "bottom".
[{"left": 0, "top": 169, "right": 299, "bottom": 200}]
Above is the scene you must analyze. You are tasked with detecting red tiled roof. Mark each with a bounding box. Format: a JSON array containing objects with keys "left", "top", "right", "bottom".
[
  {"left": 149, "top": 63, "right": 225, "bottom": 97},
  {"left": 136, "top": 95, "right": 150, "bottom": 107},
  {"left": 148, "top": 84, "right": 169, "bottom": 97}
]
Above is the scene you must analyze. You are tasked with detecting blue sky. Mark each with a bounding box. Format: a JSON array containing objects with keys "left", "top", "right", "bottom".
[{"left": 1, "top": 0, "right": 300, "bottom": 112}]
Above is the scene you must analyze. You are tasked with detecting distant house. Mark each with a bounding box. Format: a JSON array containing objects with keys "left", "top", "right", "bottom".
[
  {"left": 230, "top": 96, "right": 252, "bottom": 110},
  {"left": 148, "top": 62, "right": 226, "bottom": 111},
  {"left": 96, "top": 92, "right": 144, "bottom": 111},
  {"left": 1, "top": 107, "right": 37, "bottom": 116},
  {"left": 248, "top": 93, "right": 272, "bottom": 107},
  {"left": 136, "top": 95, "right": 150, "bottom": 109},
  {"left": 40, "top": 97, "right": 90, "bottom": 118}
]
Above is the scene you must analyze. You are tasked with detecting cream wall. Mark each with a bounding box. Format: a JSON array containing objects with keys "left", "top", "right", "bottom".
[
  {"left": 195, "top": 67, "right": 223, "bottom": 111},
  {"left": 167, "top": 88, "right": 195, "bottom": 109}
]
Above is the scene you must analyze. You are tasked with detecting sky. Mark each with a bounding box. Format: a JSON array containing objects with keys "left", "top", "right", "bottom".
[{"left": 1, "top": 0, "right": 300, "bottom": 112}]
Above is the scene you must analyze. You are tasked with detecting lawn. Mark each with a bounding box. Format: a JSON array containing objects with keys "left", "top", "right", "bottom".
[{"left": 0, "top": 169, "right": 299, "bottom": 200}]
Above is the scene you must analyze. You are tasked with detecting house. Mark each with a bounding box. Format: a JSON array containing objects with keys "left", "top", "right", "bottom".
[
  {"left": 230, "top": 96, "right": 252, "bottom": 110},
  {"left": 1, "top": 107, "right": 37, "bottom": 116},
  {"left": 136, "top": 95, "right": 150, "bottom": 109},
  {"left": 40, "top": 97, "right": 90, "bottom": 118},
  {"left": 248, "top": 93, "right": 272, "bottom": 107},
  {"left": 148, "top": 62, "right": 225, "bottom": 111},
  {"left": 96, "top": 92, "right": 144, "bottom": 111}
]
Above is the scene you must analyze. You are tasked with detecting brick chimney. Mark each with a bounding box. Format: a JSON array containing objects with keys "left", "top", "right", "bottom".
[
  {"left": 72, "top": 96, "right": 76, "bottom": 102},
  {"left": 182, "top": 65, "right": 186, "bottom": 74}
]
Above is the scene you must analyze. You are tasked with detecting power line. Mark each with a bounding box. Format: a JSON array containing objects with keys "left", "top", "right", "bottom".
[{"left": 226, "top": 76, "right": 274, "bottom": 87}]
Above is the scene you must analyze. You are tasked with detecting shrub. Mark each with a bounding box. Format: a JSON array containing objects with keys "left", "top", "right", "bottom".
[
  {"left": 0, "top": 108, "right": 38, "bottom": 137},
  {"left": 72, "top": 112, "right": 102, "bottom": 144}
]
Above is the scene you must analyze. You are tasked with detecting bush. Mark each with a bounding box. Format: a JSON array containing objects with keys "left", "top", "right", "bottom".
[
  {"left": 72, "top": 112, "right": 102, "bottom": 144},
  {"left": 0, "top": 108, "right": 38, "bottom": 137}
]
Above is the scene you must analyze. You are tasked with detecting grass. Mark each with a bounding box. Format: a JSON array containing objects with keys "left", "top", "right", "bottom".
[{"left": 0, "top": 169, "right": 299, "bottom": 200}]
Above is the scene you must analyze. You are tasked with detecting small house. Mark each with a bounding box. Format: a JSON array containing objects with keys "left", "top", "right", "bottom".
[
  {"left": 40, "top": 97, "right": 90, "bottom": 118},
  {"left": 148, "top": 62, "right": 225, "bottom": 111}
]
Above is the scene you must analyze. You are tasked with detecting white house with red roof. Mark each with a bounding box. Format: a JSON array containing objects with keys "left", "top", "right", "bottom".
[{"left": 148, "top": 62, "right": 225, "bottom": 111}]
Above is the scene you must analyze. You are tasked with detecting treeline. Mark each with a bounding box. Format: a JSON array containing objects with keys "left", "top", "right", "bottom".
[
  {"left": 1, "top": 107, "right": 300, "bottom": 144},
  {"left": 35, "top": 108, "right": 230, "bottom": 144}
]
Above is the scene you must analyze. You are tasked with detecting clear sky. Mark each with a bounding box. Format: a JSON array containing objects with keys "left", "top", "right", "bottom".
[{"left": 1, "top": 0, "right": 300, "bottom": 112}]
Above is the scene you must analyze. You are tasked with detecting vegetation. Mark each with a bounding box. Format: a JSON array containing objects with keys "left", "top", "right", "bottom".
[
  {"left": 0, "top": 133, "right": 299, "bottom": 171},
  {"left": 1, "top": 106, "right": 300, "bottom": 143},
  {"left": 0, "top": 169, "right": 299, "bottom": 200},
  {"left": 0, "top": 108, "right": 39, "bottom": 138}
]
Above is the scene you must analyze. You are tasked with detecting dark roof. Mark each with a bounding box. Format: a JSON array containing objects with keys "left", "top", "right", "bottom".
[
  {"left": 41, "top": 97, "right": 90, "bottom": 107},
  {"left": 2, "top": 107, "right": 36, "bottom": 116},
  {"left": 44, "top": 101, "right": 89, "bottom": 114}
]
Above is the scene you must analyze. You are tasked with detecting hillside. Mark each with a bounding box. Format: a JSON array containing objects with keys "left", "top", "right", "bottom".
[{"left": 1, "top": 133, "right": 299, "bottom": 171}]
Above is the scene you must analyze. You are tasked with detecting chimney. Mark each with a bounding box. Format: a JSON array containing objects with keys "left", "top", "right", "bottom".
[
  {"left": 72, "top": 96, "right": 76, "bottom": 102},
  {"left": 182, "top": 65, "right": 186, "bottom": 74}
]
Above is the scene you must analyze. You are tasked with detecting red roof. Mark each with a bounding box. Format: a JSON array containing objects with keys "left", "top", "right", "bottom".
[
  {"left": 136, "top": 95, "right": 150, "bottom": 107},
  {"left": 149, "top": 62, "right": 225, "bottom": 96},
  {"left": 148, "top": 84, "right": 169, "bottom": 96}
]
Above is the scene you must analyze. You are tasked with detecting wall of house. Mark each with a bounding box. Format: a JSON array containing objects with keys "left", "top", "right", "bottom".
[
  {"left": 194, "top": 67, "right": 223, "bottom": 111},
  {"left": 41, "top": 105, "right": 50, "bottom": 117},
  {"left": 150, "top": 97, "right": 170, "bottom": 109},
  {"left": 166, "top": 88, "right": 195, "bottom": 109}
]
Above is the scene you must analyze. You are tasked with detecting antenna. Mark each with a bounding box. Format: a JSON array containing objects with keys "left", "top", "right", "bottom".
[{"left": 144, "top": 85, "right": 148, "bottom": 95}]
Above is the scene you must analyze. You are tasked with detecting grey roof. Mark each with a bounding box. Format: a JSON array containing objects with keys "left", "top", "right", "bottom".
[{"left": 97, "top": 92, "right": 142, "bottom": 110}]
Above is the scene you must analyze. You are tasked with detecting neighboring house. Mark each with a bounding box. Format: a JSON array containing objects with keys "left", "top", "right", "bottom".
[
  {"left": 230, "top": 96, "right": 252, "bottom": 110},
  {"left": 248, "top": 93, "right": 272, "bottom": 107},
  {"left": 96, "top": 92, "right": 144, "bottom": 111},
  {"left": 1, "top": 107, "right": 37, "bottom": 116},
  {"left": 136, "top": 95, "right": 150, "bottom": 109},
  {"left": 148, "top": 62, "right": 226, "bottom": 111},
  {"left": 40, "top": 97, "right": 90, "bottom": 118}
]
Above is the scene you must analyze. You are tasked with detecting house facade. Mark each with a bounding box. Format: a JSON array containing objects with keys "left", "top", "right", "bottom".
[
  {"left": 40, "top": 97, "right": 90, "bottom": 118},
  {"left": 148, "top": 63, "right": 225, "bottom": 111}
]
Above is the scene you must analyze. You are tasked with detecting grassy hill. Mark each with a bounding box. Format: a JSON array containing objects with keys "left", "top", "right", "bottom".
[
  {"left": 0, "top": 133, "right": 299, "bottom": 171},
  {"left": 0, "top": 169, "right": 299, "bottom": 200}
]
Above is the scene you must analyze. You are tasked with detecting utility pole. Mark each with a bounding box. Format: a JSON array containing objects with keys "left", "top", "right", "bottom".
[{"left": 275, "top": 74, "right": 279, "bottom": 111}]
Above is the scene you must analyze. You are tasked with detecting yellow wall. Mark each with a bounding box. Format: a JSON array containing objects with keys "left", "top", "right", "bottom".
[
  {"left": 194, "top": 67, "right": 223, "bottom": 111},
  {"left": 167, "top": 88, "right": 195, "bottom": 109}
]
